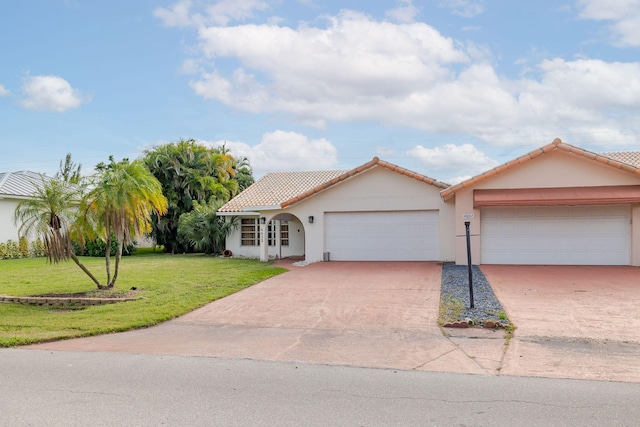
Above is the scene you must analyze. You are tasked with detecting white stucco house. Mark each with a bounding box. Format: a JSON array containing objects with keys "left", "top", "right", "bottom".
[
  {"left": 218, "top": 157, "right": 455, "bottom": 263},
  {"left": 219, "top": 139, "right": 640, "bottom": 267},
  {"left": 0, "top": 171, "right": 45, "bottom": 243}
]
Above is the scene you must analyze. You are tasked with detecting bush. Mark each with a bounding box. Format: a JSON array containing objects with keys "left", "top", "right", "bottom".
[
  {"left": 72, "top": 234, "right": 137, "bottom": 257},
  {"left": 29, "top": 238, "right": 47, "bottom": 258},
  {"left": 18, "top": 237, "right": 30, "bottom": 258},
  {"left": 0, "top": 240, "right": 22, "bottom": 260},
  {"left": 0, "top": 238, "right": 48, "bottom": 260}
]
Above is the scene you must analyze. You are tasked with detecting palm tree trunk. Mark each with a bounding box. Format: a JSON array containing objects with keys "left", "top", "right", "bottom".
[
  {"left": 69, "top": 252, "right": 104, "bottom": 289},
  {"left": 109, "top": 239, "right": 123, "bottom": 288},
  {"left": 104, "top": 220, "right": 112, "bottom": 286}
]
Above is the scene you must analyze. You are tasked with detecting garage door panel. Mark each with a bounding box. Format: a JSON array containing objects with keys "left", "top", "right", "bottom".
[
  {"left": 325, "top": 211, "right": 438, "bottom": 261},
  {"left": 481, "top": 205, "right": 630, "bottom": 265}
]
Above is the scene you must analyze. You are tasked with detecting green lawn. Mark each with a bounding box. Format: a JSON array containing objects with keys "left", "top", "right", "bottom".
[{"left": 0, "top": 250, "right": 287, "bottom": 347}]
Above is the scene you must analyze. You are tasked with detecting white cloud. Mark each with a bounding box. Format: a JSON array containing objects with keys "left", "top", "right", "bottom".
[
  {"left": 202, "top": 130, "right": 339, "bottom": 176},
  {"left": 439, "top": 0, "right": 484, "bottom": 18},
  {"left": 204, "top": 0, "right": 269, "bottom": 26},
  {"left": 163, "top": 5, "right": 640, "bottom": 149},
  {"left": 154, "top": 0, "right": 195, "bottom": 27},
  {"left": 19, "top": 75, "right": 89, "bottom": 112},
  {"left": 386, "top": 0, "right": 419, "bottom": 23},
  {"left": 407, "top": 143, "right": 498, "bottom": 179},
  {"left": 155, "top": 0, "right": 269, "bottom": 27},
  {"left": 577, "top": 0, "right": 640, "bottom": 46},
  {"left": 0, "top": 84, "right": 9, "bottom": 97},
  {"left": 191, "top": 11, "right": 468, "bottom": 127}
]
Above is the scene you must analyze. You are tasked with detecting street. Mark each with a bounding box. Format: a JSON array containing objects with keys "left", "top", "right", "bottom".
[{"left": 2, "top": 349, "right": 639, "bottom": 426}]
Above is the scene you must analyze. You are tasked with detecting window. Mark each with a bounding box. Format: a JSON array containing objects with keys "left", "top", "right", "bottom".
[
  {"left": 241, "top": 219, "right": 290, "bottom": 246},
  {"left": 281, "top": 221, "right": 289, "bottom": 246},
  {"left": 267, "top": 221, "right": 276, "bottom": 246},
  {"left": 241, "top": 218, "right": 259, "bottom": 246}
]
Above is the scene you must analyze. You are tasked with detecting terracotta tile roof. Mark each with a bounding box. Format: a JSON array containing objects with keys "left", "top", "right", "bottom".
[
  {"left": 602, "top": 151, "right": 640, "bottom": 168},
  {"left": 440, "top": 138, "right": 640, "bottom": 201},
  {"left": 219, "top": 157, "right": 449, "bottom": 212},
  {"left": 0, "top": 171, "right": 46, "bottom": 198}
]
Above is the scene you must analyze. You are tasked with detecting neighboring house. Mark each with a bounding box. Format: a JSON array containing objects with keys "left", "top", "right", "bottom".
[
  {"left": 442, "top": 138, "right": 640, "bottom": 266},
  {"left": 220, "top": 139, "right": 640, "bottom": 267},
  {"left": 0, "top": 171, "right": 45, "bottom": 243}
]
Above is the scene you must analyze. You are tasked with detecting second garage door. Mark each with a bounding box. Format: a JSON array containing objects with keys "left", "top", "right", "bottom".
[
  {"left": 324, "top": 211, "right": 439, "bottom": 261},
  {"left": 480, "top": 205, "right": 630, "bottom": 265}
]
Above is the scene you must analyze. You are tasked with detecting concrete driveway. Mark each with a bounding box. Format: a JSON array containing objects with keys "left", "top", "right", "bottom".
[
  {"left": 30, "top": 261, "right": 504, "bottom": 374},
  {"left": 482, "top": 265, "right": 640, "bottom": 382}
]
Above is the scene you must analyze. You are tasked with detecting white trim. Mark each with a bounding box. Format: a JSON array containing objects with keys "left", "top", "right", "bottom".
[
  {"left": 217, "top": 211, "right": 259, "bottom": 216},
  {"left": 243, "top": 205, "right": 281, "bottom": 211}
]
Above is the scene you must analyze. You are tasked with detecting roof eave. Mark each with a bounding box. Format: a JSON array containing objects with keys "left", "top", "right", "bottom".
[
  {"left": 243, "top": 205, "right": 282, "bottom": 212},
  {"left": 216, "top": 211, "right": 261, "bottom": 216}
]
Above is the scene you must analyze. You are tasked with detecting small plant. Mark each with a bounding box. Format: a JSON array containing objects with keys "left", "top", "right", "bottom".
[
  {"left": 72, "top": 234, "right": 137, "bottom": 257},
  {"left": 439, "top": 295, "right": 465, "bottom": 325},
  {"left": 18, "top": 237, "right": 30, "bottom": 258},
  {"left": 30, "top": 238, "right": 47, "bottom": 258},
  {"left": 3, "top": 240, "right": 21, "bottom": 259},
  {"left": 498, "top": 311, "right": 507, "bottom": 320}
]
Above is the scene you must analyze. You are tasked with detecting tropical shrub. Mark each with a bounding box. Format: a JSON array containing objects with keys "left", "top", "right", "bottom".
[
  {"left": 18, "top": 236, "right": 30, "bottom": 258},
  {"left": 29, "top": 238, "right": 47, "bottom": 258},
  {"left": 72, "top": 234, "right": 137, "bottom": 257},
  {"left": 0, "top": 240, "right": 21, "bottom": 259}
]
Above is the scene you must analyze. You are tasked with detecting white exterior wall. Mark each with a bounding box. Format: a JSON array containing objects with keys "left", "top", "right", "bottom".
[
  {"left": 279, "top": 166, "right": 455, "bottom": 263},
  {"left": 224, "top": 216, "right": 305, "bottom": 259},
  {"left": 0, "top": 199, "right": 21, "bottom": 243},
  {"left": 453, "top": 151, "right": 640, "bottom": 266}
]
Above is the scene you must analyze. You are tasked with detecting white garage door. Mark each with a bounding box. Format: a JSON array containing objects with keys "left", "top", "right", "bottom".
[
  {"left": 481, "top": 205, "right": 630, "bottom": 265},
  {"left": 324, "top": 211, "right": 439, "bottom": 261}
]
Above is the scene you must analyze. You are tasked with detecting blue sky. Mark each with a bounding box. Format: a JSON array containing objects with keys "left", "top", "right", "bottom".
[{"left": 1, "top": 0, "right": 640, "bottom": 183}]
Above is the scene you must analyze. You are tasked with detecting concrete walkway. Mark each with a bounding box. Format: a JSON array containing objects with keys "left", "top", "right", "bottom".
[
  {"left": 30, "top": 261, "right": 505, "bottom": 375},
  {"left": 482, "top": 265, "right": 640, "bottom": 383}
]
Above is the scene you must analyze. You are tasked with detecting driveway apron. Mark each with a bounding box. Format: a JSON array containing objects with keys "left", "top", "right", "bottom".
[
  {"left": 29, "top": 262, "right": 500, "bottom": 374},
  {"left": 482, "top": 265, "right": 640, "bottom": 383}
]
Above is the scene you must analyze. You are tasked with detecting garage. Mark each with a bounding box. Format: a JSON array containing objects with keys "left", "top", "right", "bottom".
[
  {"left": 480, "top": 205, "right": 631, "bottom": 265},
  {"left": 324, "top": 210, "right": 439, "bottom": 261}
]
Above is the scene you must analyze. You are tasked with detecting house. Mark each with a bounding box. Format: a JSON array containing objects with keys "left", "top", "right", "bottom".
[
  {"left": 0, "top": 171, "right": 45, "bottom": 243},
  {"left": 219, "top": 139, "right": 640, "bottom": 267},
  {"left": 218, "top": 157, "right": 455, "bottom": 263},
  {"left": 442, "top": 138, "right": 640, "bottom": 266}
]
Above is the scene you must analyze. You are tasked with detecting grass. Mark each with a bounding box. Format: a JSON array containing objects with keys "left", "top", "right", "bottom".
[
  {"left": 0, "top": 251, "right": 287, "bottom": 347},
  {"left": 438, "top": 295, "right": 465, "bottom": 326}
]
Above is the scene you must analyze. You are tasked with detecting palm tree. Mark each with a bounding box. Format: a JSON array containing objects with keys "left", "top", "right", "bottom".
[
  {"left": 13, "top": 176, "right": 102, "bottom": 287},
  {"left": 144, "top": 139, "right": 242, "bottom": 253},
  {"left": 177, "top": 200, "right": 238, "bottom": 254},
  {"left": 84, "top": 157, "right": 168, "bottom": 288}
]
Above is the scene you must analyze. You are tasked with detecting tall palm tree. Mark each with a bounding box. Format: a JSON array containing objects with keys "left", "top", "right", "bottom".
[
  {"left": 84, "top": 157, "right": 168, "bottom": 288},
  {"left": 144, "top": 139, "right": 242, "bottom": 253},
  {"left": 13, "top": 176, "right": 102, "bottom": 288}
]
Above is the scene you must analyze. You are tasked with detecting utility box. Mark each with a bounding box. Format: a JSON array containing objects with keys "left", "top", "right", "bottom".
[{"left": 323, "top": 252, "right": 330, "bottom": 262}]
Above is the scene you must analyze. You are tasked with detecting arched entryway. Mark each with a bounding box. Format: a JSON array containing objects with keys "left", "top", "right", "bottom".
[{"left": 259, "top": 213, "right": 306, "bottom": 261}]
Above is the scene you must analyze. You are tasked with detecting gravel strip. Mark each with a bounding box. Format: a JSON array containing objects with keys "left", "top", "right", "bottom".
[{"left": 440, "top": 262, "right": 508, "bottom": 326}]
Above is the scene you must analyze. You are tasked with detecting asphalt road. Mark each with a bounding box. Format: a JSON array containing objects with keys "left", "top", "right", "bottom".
[{"left": 2, "top": 349, "right": 639, "bottom": 426}]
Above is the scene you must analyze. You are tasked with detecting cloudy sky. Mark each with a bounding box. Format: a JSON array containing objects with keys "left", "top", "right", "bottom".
[{"left": 1, "top": 0, "right": 640, "bottom": 183}]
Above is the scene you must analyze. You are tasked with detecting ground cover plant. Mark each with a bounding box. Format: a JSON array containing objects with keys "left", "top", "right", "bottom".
[{"left": 0, "top": 250, "right": 286, "bottom": 347}]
